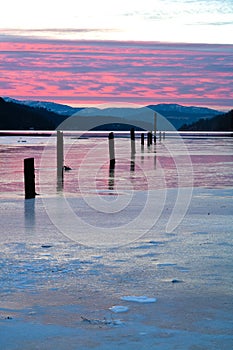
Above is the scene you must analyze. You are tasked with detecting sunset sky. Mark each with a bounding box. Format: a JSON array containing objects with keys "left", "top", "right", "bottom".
[{"left": 0, "top": 0, "right": 233, "bottom": 110}]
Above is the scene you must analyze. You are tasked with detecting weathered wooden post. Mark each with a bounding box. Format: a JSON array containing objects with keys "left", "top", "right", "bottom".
[
  {"left": 141, "top": 133, "right": 144, "bottom": 147},
  {"left": 24, "top": 158, "right": 35, "bottom": 199},
  {"left": 141, "top": 133, "right": 144, "bottom": 162},
  {"left": 149, "top": 131, "right": 153, "bottom": 145},
  {"left": 130, "top": 128, "right": 136, "bottom": 155},
  {"left": 154, "top": 112, "right": 157, "bottom": 143},
  {"left": 108, "top": 132, "right": 115, "bottom": 169},
  {"left": 159, "top": 131, "right": 162, "bottom": 141},
  {"left": 147, "top": 132, "right": 150, "bottom": 147},
  {"left": 163, "top": 131, "right": 165, "bottom": 140},
  {"left": 57, "top": 130, "right": 64, "bottom": 182}
]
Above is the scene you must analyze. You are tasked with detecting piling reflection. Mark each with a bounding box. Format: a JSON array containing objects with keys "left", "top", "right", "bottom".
[
  {"left": 108, "top": 166, "right": 115, "bottom": 190},
  {"left": 57, "top": 178, "right": 64, "bottom": 193},
  {"left": 24, "top": 198, "right": 35, "bottom": 233},
  {"left": 141, "top": 147, "right": 144, "bottom": 163},
  {"left": 130, "top": 154, "right": 135, "bottom": 172},
  {"left": 154, "top": 152, "right": 157, "bottom": 169}
]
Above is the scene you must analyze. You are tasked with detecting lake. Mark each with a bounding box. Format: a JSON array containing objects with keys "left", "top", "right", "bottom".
[
  {"left": 0, "top": 131, "right": 232, "bottom": 198},
  {"left": 0, "top": 131, "right": 232, "bottom": 349}
]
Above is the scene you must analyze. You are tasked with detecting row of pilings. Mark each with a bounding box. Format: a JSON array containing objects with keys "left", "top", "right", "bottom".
[
  {"left": 108, "top": 128, "right": 165, "bottom": 170},
  {"left": 24, "top": 128, "right": 165, "bottom": 199}
]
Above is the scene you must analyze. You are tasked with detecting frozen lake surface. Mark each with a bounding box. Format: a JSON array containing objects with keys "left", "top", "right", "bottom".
[
  {"left": 0, "top": 132, "right": 233, "bottom": 196},
  {"left": 0, "top": 133, "right": 232, "bottom": 349}
]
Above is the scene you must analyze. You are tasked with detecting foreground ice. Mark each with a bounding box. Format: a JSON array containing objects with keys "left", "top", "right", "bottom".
[
  {"left": 0, "top": 135, "right": 233, "bottom": 349},
  {"left": 0, "top": 186, "right": 232, "bottom": 349}
]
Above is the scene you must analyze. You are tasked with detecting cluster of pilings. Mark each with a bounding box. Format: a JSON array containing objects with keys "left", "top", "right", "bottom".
[
  {"left": 109, "top": 128, "right": 165, "bottom": 170},
  {"left": 24, "top": 113, "right": 165, "bottom": 199}
]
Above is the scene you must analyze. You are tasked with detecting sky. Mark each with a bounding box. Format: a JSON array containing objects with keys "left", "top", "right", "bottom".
[{"left": 0, "top": 0, "right": 233, "bottom": 110}]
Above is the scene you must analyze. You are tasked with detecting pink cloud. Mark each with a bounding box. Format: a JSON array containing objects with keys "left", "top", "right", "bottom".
[{"left": 0, "top": 39, "right": 232, "bottom": 110}]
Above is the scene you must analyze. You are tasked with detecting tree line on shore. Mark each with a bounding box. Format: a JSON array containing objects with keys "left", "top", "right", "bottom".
[{"left": 179, "top": 109, "right": 233, "bottom": 131}]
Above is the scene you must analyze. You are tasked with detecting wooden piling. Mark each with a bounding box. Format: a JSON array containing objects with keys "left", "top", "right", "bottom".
[
  {"left": 57, "top": 130, "right": 64, "bottom": 181},
  {"left": 159, "top": 131, "right": 162, "bottom": 141},
  {"left": 130, "top": 128, "right": 136, "bottom": 154},
  {"left": 141, "top": 133, "right": 144, "bottom": 147},
  {"left": 154, "top": 112, "right": 157, "bottom": 143},
  {"left": 148, "top": 131, "right": 153, "bottom": 145},
  {"left": 24, "top": 158, "right": 35, "bottom": 199},
  {"left": 147, "top": 132, "right": 150, "bottom": 147},
  {"left": 108, "top": 132, "right": 115, "bottom": 169}
]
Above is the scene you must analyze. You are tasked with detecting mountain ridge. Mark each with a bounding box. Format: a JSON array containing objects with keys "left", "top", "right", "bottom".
[
  {"left": 4, "top": 97, "right": 222, "bottom": 115},
  {"left": 1, "top": 97, "right": 229, "bottom": 131},
  {"left": 3, "top": 97, "right": 223, "bottom": 130}
]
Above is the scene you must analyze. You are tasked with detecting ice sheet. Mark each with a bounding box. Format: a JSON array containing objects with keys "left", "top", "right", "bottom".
[{"left": 0, "top": 134, "right": 233, "bottom": 349}]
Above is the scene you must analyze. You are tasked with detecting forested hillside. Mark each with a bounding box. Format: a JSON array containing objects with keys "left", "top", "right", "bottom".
[
  {"left": 179, "top": 109, "right": 233, "bottom": 131},
  {"left": 0, "top": 97, "right": 65, "bottom": 130}
]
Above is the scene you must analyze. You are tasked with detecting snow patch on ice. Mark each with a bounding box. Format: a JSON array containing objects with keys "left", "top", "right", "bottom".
[
  {"left": 121, "top": 296, "right": 157, "bottom": 303},
  {"left": 109, "top": 305, "right": 129, "bottom": 313}
]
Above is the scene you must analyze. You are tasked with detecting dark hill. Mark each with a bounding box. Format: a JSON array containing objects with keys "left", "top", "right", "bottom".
[
  {"left": 179, "top": 109, "right": 233, "bottom": 132},
  {"left": 0, "top": 97, "right": 65, "bottom": 130},
  {"left": 0, "top": 97, "right": 150, "bottom": 131}
]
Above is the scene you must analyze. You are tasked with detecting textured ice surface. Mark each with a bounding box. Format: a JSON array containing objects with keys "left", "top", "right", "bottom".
[{"left": 0, "top": 134, "right": 233, "bottom": 349}]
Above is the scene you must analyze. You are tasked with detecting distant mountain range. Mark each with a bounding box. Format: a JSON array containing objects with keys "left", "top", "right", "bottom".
[
  {"left": 1, "top": 96, "right": 231, "bottom": 131},
  {"left": 147, "top": 104, "right": 222, "bottom": 129}
]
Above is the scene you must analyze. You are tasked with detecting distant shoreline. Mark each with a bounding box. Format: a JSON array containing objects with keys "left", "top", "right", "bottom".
[
  {"left": 0, "top": 131, "right": 53, "bottom": 137},
  {"left": 0, "top": 130, "right": 232, "bottom": 138}
]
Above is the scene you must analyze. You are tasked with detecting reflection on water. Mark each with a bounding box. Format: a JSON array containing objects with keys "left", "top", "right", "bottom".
[
  {"left": 108, "top": 166, "right": 115, "bottom": 191},
  {"left": 0, "top": 133, "right": 233, "bottom": 198},
  {"left": 24, "top": 198, "right": 35, "bottom": 232},
  {"left": 57, "top": 179, "right": 64, "bottom": 193},
  {"left": 130, "top": 154, "right": 135, "bottom": 172}
]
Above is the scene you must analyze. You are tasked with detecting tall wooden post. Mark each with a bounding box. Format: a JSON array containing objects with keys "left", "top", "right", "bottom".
[
  {"left": 141, "top": 133, "right": 144, "bottom": 147},
  {"left": 148, "top": 131, "right": 152, "bottom": 145},
  {"left": 147, "top": 132, "right": 150, "bottom": 147},
  {"left": 154, "top": 112, "right": 157, "bottom": 143},
  {"left": 57, "top": 130, "right": 64, "bottom": 182},
  {"left": 130, "top": 128, "right": 136, "bottom": 155},
  {"left": 24, "top": 158, "right": 35, "bottom": 199},
  {"left": 108, "top": 132, "right": 115, "bottom": 169}
]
